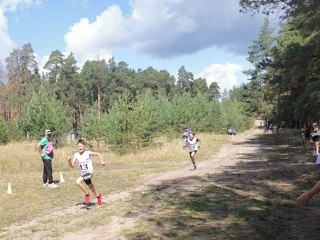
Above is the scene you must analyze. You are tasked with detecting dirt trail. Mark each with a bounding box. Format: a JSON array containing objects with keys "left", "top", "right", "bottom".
[
  {"left": 63, "top": 129, "right": 265, "bottom": 240},
  {"left": 6, "top": 129, "right": 265, "bottom": 240}
]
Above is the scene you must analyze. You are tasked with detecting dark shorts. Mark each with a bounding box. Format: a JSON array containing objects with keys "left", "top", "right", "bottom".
[
  {"left": 189, "top": 151, "right": 197, "bottom": 157},
  {"left": 82, "top": 173, "right": 93, "bottom": 185},
  {"left": 312, "top": 136, "right": 320, "bottom": 142}
]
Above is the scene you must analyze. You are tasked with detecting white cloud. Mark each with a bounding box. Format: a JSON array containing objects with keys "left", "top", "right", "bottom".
[
  {"left": 195, "top": 63, "right": 243, "bottom": 92},
  {"left": 0, "top": 8, "right": 14, "bottom": 63},
  {"left": 64, "top": 0, "right": 264, "bottom": 61},
  {"left": 35, "top": 52, "right": 48, "bottom": 75},
  {"left": 0, "top": 0, "right": 43, "bottom": 64},
  {"left": 65, "top": 4, "right": 124, "bottom": 64},
  {"left": 0, "top": 0, "right": 42, "bottom": 12},
  {"left": 127, "top": 0, "right": 264, "bottom": 57},
  {"left": 72, "top": 0, "right": 88, "bottom": 8}
]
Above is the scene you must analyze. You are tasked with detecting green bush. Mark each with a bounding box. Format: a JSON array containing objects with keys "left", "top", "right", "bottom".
[
  {"left": 19, "top": 86, "right": 71, "bottom": 141},
  {"left": 101, "top": 96, "right": 135, "bottom": 154},
  {"left": 96, "top": 92, "right": 252, "bottom": 153},
  {"left": 79, "top": 103, "right": 102, "bottom": 147},
  {"left": 0, "top": 118, "right": 9, "bottom": 144}
]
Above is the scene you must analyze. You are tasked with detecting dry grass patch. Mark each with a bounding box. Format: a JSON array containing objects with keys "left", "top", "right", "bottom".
[
  {"left": 0, "top": 132, "right": 228, "bottom": 238},
  {"left": 121, "top": 130, "right": 320, "bottom": 240}
]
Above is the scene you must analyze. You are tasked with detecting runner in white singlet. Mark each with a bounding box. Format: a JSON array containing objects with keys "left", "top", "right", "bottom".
[
  {"left": 184, "top": 132, "right": 200, "bottom": 170},
  {"left": 68, "top": 139, "right": 106, "bottom": 205}
]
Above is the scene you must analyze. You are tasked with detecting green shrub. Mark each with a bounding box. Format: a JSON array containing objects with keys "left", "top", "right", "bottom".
[{"left": 0, "top": 118, "right": 9, "bottom": 144}]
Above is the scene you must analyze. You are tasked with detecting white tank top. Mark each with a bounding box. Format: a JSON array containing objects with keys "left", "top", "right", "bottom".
[
  {"left": 186, "top": 138, "right": 199, "bottom": 152},
  {"left": 74, "top": 151, "right": 93, "bottom": 175}
]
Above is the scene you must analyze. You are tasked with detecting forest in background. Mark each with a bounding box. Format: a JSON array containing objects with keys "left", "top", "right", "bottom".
[
  {"left": 0, "top": 0, "right": 319, "bottom": 153},
  {"left": 0, "top": 48, "right": 251, "bottom": 153}
]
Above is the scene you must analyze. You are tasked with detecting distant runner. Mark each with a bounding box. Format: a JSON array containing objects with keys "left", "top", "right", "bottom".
[
  {"left": 183, "top": 127, "right": 192, "bottom": 146},
  {"left": 228, "top": 127, "right": 236, "bottom": 135},
  {"left": 184, "top": 132, "right": 200, "bottom": 170}
]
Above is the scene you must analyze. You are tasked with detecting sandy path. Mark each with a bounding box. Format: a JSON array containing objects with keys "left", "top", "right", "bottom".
[
  {"left": 4, "top": 129, "right": 264, "bottom": 240},
  {"left": 62, "top": 129, "right": 265, "bottom": 240}
]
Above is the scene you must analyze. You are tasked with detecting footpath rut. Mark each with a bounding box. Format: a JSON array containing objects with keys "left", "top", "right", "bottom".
[
  {"left": 63, "top": 129, "right": 265, "bottom": 240},
  {"left": 6, "top": 129, "right": 265, "bottom": 240}
]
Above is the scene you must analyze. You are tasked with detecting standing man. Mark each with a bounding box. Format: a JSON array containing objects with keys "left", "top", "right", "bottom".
[{"left": 37, "top": 129, "right": 57, "bottom": 188}]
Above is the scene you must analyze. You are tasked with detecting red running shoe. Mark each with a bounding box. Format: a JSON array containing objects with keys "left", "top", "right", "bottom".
[
  {"left": 85, "top": 193, "right": 91, "bottom": 205},
  {"left": 97, "top": 193, "right": 102, "bottom": 205}
]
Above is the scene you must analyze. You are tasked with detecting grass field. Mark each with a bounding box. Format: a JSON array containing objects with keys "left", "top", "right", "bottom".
[
  {"left": 122, "top": 130, "right": 320, "bottom": 240},
  {"left": 0, "top": 132, "right": 229, "bottom": 239},
  {"left": 2, "top": 129, "right": 320, "bottom": 239}
]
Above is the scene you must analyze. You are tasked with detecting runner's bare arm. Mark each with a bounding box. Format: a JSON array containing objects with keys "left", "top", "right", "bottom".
[
  {"left": 67, "top": 156, "right": 75, "bottom": 168},
  {"left": 90, "top": 152, "right": 106, "bottom": 166},
  {"left": 297, "top": 181, "right": 320, "bottom": 205}
]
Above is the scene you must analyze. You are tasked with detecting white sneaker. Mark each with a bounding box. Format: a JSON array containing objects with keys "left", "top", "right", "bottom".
[
  {"left": 43, "top": 183, "right": 48, "bottom": 188},
  {"left": 47, "top": 182, "right": 58, "bottom": 188}
]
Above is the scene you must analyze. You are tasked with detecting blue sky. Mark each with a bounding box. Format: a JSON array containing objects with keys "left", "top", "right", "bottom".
[{"left": 0, "top": 0, "right": 277, "bottom": 91}]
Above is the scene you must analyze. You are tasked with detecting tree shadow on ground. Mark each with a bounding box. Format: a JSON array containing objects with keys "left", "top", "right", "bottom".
[{"left": 124, "top": 131, "right": 320, "bottom": 240}]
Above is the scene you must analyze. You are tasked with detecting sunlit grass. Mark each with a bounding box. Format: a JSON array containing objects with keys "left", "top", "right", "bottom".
[
  {"left": 0, "top": 132, "right": 229, "bottom": 238},
  {"left": 122, "top": 130, "right": 320, "bottom": 240}
]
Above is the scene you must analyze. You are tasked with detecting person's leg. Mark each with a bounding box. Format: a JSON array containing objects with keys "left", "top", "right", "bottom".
[
  {"left": 43, "top": 159, "right": 53, "bottom": 184},
  {"left": 313, "top": 136, "right": 318, "bottom": 154},
  {"left": 316, "top": 141, "right": 319, "bottom": 154},
  {"left": 306, "top": 134, "right": 310, "bottom": 144},
  {"left": 190, "top": 152, "right": 197, "bottom": 169},
  {"left": 84, "top": 174, "right": 102, "bottom": 205},
  {"left": 88, "top": 183, "right": 99, "bottom": 196},
  {"left": 76, "top": 177, "right": 88, "bottom": 194},
  {"left": 42, "top": 160, "right": 48, "bottom": 184},
  {"left": 87, "top": 182, "right": 102, "bottom": 205},
  {"left": 76, "top": 177, "right": 92, "bottom": 204},
  {"left": 189, "top": 152, "right": 193, "bottom": 164}
]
